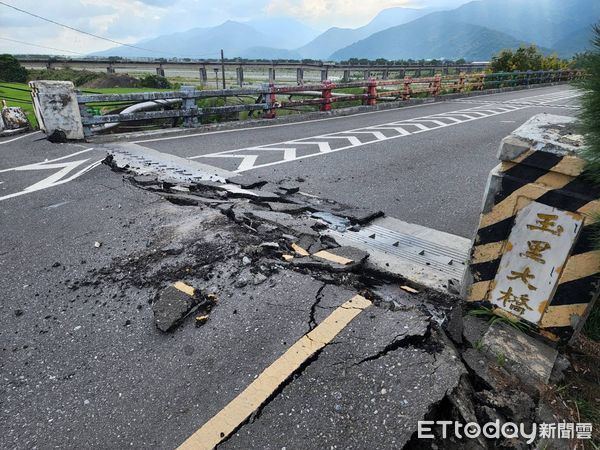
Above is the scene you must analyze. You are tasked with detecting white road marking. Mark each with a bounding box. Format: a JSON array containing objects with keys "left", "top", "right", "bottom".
[
  {"left": 456, "top": 90, "right": 582, "bottom": 109},
  {"left": 0, "top": 131, "right": 41, "bottom": 145},
  {"left": 247, "top": 147, "right": 297, "bottom": 160},
  {"left": 133, "top": 88, "right": 578, "bottom": 145},
  {"left": 132, "top": 100, "right": 445, "bottom": 144},
  {"left": 0, "top": 148, "right": 103, "bottom": 202},
  {"left": 188, "top": 103, "right": 530, "bottom": 172}
]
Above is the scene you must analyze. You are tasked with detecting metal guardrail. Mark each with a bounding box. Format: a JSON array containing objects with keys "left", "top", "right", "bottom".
[{"left": 77, "top": 70, "right": 580, "bottom": 137}]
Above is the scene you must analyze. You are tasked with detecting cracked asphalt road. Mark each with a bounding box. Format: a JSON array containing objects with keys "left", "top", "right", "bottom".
[{"left": 0, "top": 84, "right": 581, "bottom": 449}]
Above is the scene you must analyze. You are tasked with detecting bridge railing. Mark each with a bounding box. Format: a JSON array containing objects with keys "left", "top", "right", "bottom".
[{"left": 72, "top": 69, "right": 580, "bottom": 137}]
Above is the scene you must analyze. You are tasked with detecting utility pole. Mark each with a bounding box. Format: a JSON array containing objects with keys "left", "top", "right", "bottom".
[{"left": 220, "top": 49, "right": 226, "bottom": 89}]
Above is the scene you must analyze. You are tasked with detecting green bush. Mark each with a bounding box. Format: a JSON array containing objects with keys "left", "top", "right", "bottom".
[
  {"left": 139, "top": 74, "right": 172, "bottom": 89},
  {"left": 27, "top": 68, "right": 101, "bottom": 86},
  {"left": 0, "top": 54, "right": 28, "bottom": 82}
]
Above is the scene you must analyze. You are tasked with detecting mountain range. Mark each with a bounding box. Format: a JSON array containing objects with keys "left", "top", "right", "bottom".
[{"left": 92, "top": 0, "right": 600, "bottom": 61}]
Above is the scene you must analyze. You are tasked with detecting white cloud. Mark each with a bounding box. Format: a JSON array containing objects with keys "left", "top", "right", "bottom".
[
  {"left": 0, "top": 0, "right": 466, "bottom": 55},
  {"left": 265, "top": 0, "right": 411, "bottom": 27}
]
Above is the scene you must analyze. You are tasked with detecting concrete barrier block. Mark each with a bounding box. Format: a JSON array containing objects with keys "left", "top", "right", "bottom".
[
  {"left": 30, "top": 80, "right": 84, "bottom": 140},
  {"left": 462, "top": 113, "right": 599, "bottom": 345}
]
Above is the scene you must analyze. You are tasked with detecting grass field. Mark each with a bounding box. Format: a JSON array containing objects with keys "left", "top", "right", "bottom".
[
  {"left": 0, "top": 83, "right": 37, "bottom": 127},
  {"left": 0, "top": 83, "right": 175, "bottom": 129}
]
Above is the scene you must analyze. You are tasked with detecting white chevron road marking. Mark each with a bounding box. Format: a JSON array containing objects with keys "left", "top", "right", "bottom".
[
  {"left": 188, "top": 103, "right": 531, "bottom": 172},
  {"left": 0, "top": 148, "right": 102, "bottom": 202}
]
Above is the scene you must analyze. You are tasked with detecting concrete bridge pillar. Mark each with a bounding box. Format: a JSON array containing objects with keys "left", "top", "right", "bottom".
[
  {"left": 398, "top": 69, "right": 405, "bottom": 79},
  {"left": 107, "top": 65, "right": 115, "bottom": 74},
  {"left": 236, "top": 67, "right": 244, "bottom": 87},
  {"left": 321, "top": 69, "right": 328, "bottom": 82},
  {"left": 343, "top": 70, "right": 351, "bottom": 82},
  {"left": 363, "top": 70, "right": 370, "bottom": 80},
  {"left": 268, "top": 67, "right": 275, "bottom": 82},
  {"left": 296, "top": 68, "right": 304, "bottom": 84},
  {"left": 382, "top": 69, "right": 389, "bottom": 80},
  {"left": 199, "top": 67, "right": 207, "bottom": 83},
  {"left": 156, "top": 66, "right": 165, "bottom": 77}
]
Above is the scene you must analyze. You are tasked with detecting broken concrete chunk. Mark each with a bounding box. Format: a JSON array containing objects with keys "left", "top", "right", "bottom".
[
  {"left": 226, "top": 174, "right": 267, "bottom": 189},
  {"left": 307, "top": 240, "right": 325, "bottom": 254},
  {"left": 480, "top": 322, "right": 558, "bottom": 384},
  {"left": 153, "top": 283, "right": 198, "bottom": 332},
  {"left": 264, "top": 202, "right": 307, "bottom": 214},
  {"left": 461, "top": 348, "right": 516, "bottom": 391},
  {"left": 162, "top": 193, "right": 201, "bottom": 206},
  {"left": 259, "top": 242, "right": 279, "bottom": 250},
  {"left": 311, "top": 211, "right": 351, "bottom": 230},
  {"left": 312, "top": 250, "right": 353, "bottom": 265},
  {"left": 295, "top": 234, "right": 319, "bottom": 252},
  {"left": 1, "top": 107, "right": 29, "bottom": 130},
  {"left": 292, "top": 246, "right": 368, "bottom": 272},
  {"left": 282, "top": 254, "right": 294, "bottom": 262},
  {"left": 249, "top": 210, "right": 321, "bottom": 236},
  {"left": 444, "top": 304, "right": 463, "bottom": 345},
  {"left": 131, "top": 175, "right": 160, "bottom": 186},
  {"left": 253, "top": 273, "right": 268, "bottom": 285},
  {"left": 222, "top": 185, "right": 281, "bottom": 201},
  {"left": 462, "top": 314, "right": 490, "bottom": 348},
  {"left": 195, "top": 315, "right": 209, "bottom": 327},
  {"left": 255, "top": 223, "right": 278, "bottom": 235},
  {"left": 291, "top": 243, "right": 310, "bottom": 256},
  {"left": 448, "top": 376, "right": 489, "bottom": 449},
  {"left": 400, "top": 285, "right": 419, "bottom": 294},
  {"left": 276, "top": 182, "right": 300, "bottom": 194},
  {"left": 474, "top": 389, "right": 535, "bottom": 424}
]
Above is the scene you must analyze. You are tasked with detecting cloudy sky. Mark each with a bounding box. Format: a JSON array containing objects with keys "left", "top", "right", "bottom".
[{"left": 0, "top": 0, "right": 470, "bottom": 55}]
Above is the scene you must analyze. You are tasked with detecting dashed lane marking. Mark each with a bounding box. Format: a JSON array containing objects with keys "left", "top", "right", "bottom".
[
  {"left": 177, "top": 294, "right": 372, "bottom": 450},
  {"left": 189, "top": 103, "right": 528, "bottom": 172}
]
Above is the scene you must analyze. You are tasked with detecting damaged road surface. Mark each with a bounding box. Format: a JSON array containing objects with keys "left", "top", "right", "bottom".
[
  {"left": 88, "top": 144, "right": 467, "bottom": 449},
  {"left": 3, "top": 138, "right": 559, "bottom": 450}
]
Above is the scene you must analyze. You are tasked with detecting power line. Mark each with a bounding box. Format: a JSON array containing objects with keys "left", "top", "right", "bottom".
[
  {"left": 0, "top": 36, "right": 85, "bottom": 55},
  {"left": 0, "top": 1, "right": 160, "bottom": 54},
  {"left": 0, "top": 2, "right": 229, "bottom": 60}
]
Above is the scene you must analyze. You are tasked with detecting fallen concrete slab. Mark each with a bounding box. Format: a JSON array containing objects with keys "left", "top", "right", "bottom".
[
  {"left": 480, "top": 322, "right": 558, "bottom": 385},
  {"left": 152, "top": 282, "right": 199, "bottom": 332}
]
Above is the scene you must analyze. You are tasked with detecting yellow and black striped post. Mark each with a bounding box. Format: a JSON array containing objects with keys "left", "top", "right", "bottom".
[{"left": 462, "top": 114, "right": 600, "bottom": 344}]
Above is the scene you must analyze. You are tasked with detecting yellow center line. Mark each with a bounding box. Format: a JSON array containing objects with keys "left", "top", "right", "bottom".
[{"left": 177, "top": 295, "right": 372, "bottom": 450}]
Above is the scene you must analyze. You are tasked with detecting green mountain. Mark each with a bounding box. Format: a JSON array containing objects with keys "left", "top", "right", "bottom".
[
  {"left": 438, "top": 0, "right": 600, "bottom": 49},
  {"left": 330, "top": 18, "right": 525, "bottom": 61},
  {"left": 553, "top": 26, "right": 596, "bottom": 57},
  {"left": 332, "top": 0, "right": 600, "bottom": 61},
  {"left": 296, "top": 7, "right": 433, "bottom": 60}
]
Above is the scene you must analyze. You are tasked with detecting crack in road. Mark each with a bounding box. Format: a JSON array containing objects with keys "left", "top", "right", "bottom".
[{"left": 308, "top": 282, "right": 327, "bottom": 331}]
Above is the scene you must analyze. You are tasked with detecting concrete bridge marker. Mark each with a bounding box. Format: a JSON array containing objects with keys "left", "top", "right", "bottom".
[{"left": 462, "top": 113, "right": 599, "bottom": 345}]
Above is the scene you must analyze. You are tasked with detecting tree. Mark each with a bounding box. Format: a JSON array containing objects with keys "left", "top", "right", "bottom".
[
  {"left": 0, "top": 54, "right": 28, "bottom": 82},
  {"left": 489, "top": 45, "right": 568, "bottom": 72},
  {"left": 139, "top": 74, "right": 172, "bottom": 89},
  {"left": 579, "top": 24, "right": 600, "bottom": 183}
]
